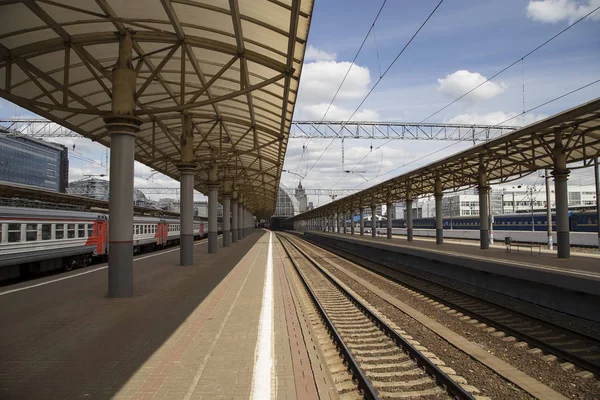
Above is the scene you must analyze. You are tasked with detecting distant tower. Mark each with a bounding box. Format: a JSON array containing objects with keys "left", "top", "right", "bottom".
[{"left": 295, "top": 181, "right": 308, "bottom": 214}]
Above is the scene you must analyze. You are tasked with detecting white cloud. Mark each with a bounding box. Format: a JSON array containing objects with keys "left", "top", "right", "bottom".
[
  {"left": 299, "top": 103, "right": 380, "bottom": 121},
  {"left": 304, "top": 45, "right": 337, "bottom": 62},
  {"left": 298, "top": 61, "right": 372, "bottom": 104},
  {"left": 437, "top": 70, "right": 507, "bottom": 101},
  {"left": 448, "top": 111, "right": 547, "bottom": 126},
  {"left": 527, "top": 0, "right": 600, "bottom": 24}
]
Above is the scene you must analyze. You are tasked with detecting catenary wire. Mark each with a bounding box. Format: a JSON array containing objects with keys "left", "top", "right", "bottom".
[
  {"left": 333, "top": 5, "right": 600, "bottom": 188},
  {"left": 302, "top": 0, "right": 445, "bottom": 181},
  {"left": 292, "top": 0, "right": 388, "bottom": 178}
]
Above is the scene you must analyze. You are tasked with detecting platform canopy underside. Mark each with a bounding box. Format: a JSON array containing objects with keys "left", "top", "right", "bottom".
[
  {"left": 292, "top": 97, "right": 600, "bottom": 220},
  {"left": 0, "top": 0, "right": 314, "bottom": 217}
]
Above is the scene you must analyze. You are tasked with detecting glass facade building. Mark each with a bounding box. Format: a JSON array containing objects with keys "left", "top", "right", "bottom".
[{"left": 0, "top": 135, "right": 69, "bottom": 192}]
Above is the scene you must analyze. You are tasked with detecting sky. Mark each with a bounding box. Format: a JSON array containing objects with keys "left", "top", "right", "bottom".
[{"left": 1, "top": 0, "right": 599, "bottom": 206}]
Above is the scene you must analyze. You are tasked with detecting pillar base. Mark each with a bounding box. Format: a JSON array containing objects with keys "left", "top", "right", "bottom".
[
  {"left": 407, "top": 228, "right": 413, "bottom": 241},
  {"left": 436, "top": 229, "right": 443, "bottom": 245},
  {"left": 108, "top": 242, "right": 133, "bottom": 298},
  {"left": 180, "top": 235, "right": 194, "bottom": 266},
  {"left": 208, "top": 232, "right": 218, "bottom": 254},
  {"left": 232, "top": 229, "right": 238, "bottom": 243},
  {"left": 557, "top": 231, "right": 570, "bottom": 258},
  {"left": 480, "top": 230, "right": 489, "bottom": 250},
  {"left": 387, "top": 229, "right": 392, "bottom": 240},
  {"left": 223, "top": 230, "right": 231, "bottom": 247}
]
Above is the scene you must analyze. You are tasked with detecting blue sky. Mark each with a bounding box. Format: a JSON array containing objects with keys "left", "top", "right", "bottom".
[
  {"left": 282, "top": 0, "right": 600, "bottom": 203},
  {"left": 1, "top": 0, "right": 599, "bottom": 203}
]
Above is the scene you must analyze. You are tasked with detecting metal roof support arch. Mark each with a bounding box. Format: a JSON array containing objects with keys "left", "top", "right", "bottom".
[
  {"left": 553, "top": 132, "right": 571, "bottom": 259},
  {"left": 106, "top": 32, "right": 143, "bottom": 298}
]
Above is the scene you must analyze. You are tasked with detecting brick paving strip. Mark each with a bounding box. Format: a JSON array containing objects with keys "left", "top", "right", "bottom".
[
  {"left": 274, "top": 239, "right": 320, "bottom": 399},
  {"left": 118, "top": 233, "right": 269, "bottom": 400}
]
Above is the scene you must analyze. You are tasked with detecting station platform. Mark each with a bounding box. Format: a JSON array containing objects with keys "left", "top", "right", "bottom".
[
  {"left": 0, "top": 230, "right": 328, "bottom": 400},
  {"left": 303, "top": 230, "right": 600, "bottom": 321}
]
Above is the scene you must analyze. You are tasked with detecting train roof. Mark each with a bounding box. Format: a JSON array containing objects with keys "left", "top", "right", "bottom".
[{"left": 0, "top": 206, "right": 106, "bottom": 220}]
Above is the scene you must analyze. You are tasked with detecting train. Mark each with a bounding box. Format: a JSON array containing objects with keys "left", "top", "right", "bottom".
[
  {"left": 361, "top": 210, "right": 598, "bottom": 233},
  {"left": 0, "top": 206, "right": 219, "bottom": 281}
]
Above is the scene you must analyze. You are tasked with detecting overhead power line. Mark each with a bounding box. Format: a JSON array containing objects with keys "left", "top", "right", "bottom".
[
  {"left": 353, "top": 78, "right": 600, "bottom": 188},
  {"left": 293, "top": 0, "right": 388, "bottom": 177},
  {"left": 334, "top": 5, "right": 600, "bottom": 188},
  {"left": 302, "top": 0, "right": 446, "bottom": 181}
]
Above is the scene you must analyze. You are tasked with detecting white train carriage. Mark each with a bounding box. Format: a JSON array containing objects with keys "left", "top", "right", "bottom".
[
  {"left": 0, "top": 207, "right": 106, "bottom": 279},
  {"left": 132, "top": 216, "right": 162, "bottom": 252}
]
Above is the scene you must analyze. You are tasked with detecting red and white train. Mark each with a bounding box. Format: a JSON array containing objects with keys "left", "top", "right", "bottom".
[{"left": 0, "top": 206, "right": 213, "bottom": 281}]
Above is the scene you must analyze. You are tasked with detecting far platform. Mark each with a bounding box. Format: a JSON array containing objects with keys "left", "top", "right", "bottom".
[
  {"left": 303, "top": 230, "right": 600, "bottom": 321},
  {"left": 0, "top": 230, "right": 333, "bottom": 400}
]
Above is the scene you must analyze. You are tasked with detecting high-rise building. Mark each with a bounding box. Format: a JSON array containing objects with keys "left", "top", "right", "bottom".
[{"left": 0, "top": 134, "right": 68, "bottom": 192}]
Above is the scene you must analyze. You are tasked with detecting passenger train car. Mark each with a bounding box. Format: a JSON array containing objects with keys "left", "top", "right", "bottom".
[
  {"left": 0, "top": 206, "right": 214, "bottom": 281},
  {"left": 408, "top": 210, "right": 598, "bottom": 232}
]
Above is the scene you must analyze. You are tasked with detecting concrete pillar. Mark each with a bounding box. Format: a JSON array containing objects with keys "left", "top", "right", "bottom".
[
  {"left": 387, "top": 202, "right": 393, "bottom": 239},
  {"left": 208, "top": 184, "right": 218, "bottom": 253},
  {"left": 177, "top": 113, "right": 196, "bottom": 266},
  {"left": 343, "top": 211, "right": 348, "bottom": 234},
  {"left": 106, "top": 32, "right": 142, "bottom": 298},
  {"left": 231, "top": 195, "right": 238, "bottom": 243},
  {"left": 359, "top": 207, "right": 364, "bottom": 235},
  {"left": 435, "top": 178, "right": 443, "bottom": 245},
  {"left": 241, "top": 207, "right": 245, "bottom": 238},
  {"left": 553, "top": 136, "right": 570, "bottom": 258},
  {"left": 351, "top": 210, "right": 355, "bottom": 235},
  {"left": 406, "top": 186, "right": 414, "bottom": 241},
  {"left": 238, "top": 196, "right": 244, "bottom": 239},
  {"left": 336, "top": 212, "right": 340, "bottom": 233},
  {"left": 478, "top": 158, "right": 490, "bottom": 250},
  {"left": 371, "top": 204, "right": 377, "bottom": 238},
  {"left": 222, "top": 195, "right": 231, "bottom": 247},
  {"left": 179, "top": 169, "right": 195, "bottom": 265}
]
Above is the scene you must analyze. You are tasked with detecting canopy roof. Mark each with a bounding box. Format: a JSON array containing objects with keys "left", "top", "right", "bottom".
[
  {"left": 0, "top": 0, "right": 314, "bottom": 217},
  {"left": 292, "top": 97, "right": 600, "bottom": 220}
]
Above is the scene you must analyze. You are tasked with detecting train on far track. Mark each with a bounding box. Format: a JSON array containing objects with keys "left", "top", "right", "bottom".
[
  {"left": 0, "top": 206, "right": 218, "bottom": 281},
  {"left": 364, "top": 209, "right": 598, "bottom": 233}
]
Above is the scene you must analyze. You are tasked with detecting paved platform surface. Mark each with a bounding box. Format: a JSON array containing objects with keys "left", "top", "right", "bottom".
[
  {"left": 309, "top": 230, "right": 600, "bottom": 277},
  {"left": 0, "top": 230, "right": 321, "bottom": 400}
]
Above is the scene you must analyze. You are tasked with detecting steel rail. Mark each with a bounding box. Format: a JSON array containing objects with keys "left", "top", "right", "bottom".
[
  {"left": 277, "top": 234, "right": 379, "bottom": 400},
  {"left": 278, "top": 233, "right": 475, "bottom": 400},
  {"left": 301, "top": 234, "right": 600, "bottom": 377}
]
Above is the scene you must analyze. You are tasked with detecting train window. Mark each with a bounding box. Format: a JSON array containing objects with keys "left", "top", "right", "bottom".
[
  {"left": 56, "top": 224, "right": 64, "bottom": 239},
  {"left": 42, "top": 224, "right": 51, "bottom": 240},
  {"left": 144, "top": 225, "right": 148, "bottom": 234},
  {"left": 87, "top": 224, "right": 93, "bottom": 237},
  {"left": 78, "top": 224, "right": 85, "bottom": 238},
  {"left": 8, "top": 224, "right": 21, "bottom": 242},
  {"left": 67, "top": 224, "right": 75, "bottom": 238},
  {"left": 26, "top": 224, "right": 37, "bottom": 241}
]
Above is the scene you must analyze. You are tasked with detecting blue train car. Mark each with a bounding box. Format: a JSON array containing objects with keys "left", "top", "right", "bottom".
[{"left": 411, "top": 210, "right": 598, "bottom": 233}]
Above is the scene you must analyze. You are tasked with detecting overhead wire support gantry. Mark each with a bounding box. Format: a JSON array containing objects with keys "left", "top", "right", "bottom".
[
  {"left": 290, "top": 121, "right": 519, "bottom": 142},
  {"left": 2, "top": 118, "right": 519, "bottom": 143}
]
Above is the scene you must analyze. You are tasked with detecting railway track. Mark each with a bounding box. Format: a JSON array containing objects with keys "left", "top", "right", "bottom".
[
  {"left": 296, "top": 233, "right": 600, "bottom": 379},
  {"left": 277, "top": 234, "right": 476, "bottom": 400}
]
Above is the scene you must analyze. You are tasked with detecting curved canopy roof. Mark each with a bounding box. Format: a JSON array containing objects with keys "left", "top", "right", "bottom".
[
  {"left": 291, "top": 97, "right": 600, "bottom": 220},
  {"left": 0, "top": 0, "right": 314, "bottom": 217}
]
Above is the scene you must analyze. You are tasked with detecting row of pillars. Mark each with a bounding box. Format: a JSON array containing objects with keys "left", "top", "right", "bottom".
[
  {"left": 306, "top": 150, "right": 572, "bottom": 259},
  {"left": 106, "top": 33, "right": 255, "bottom": 298}
]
